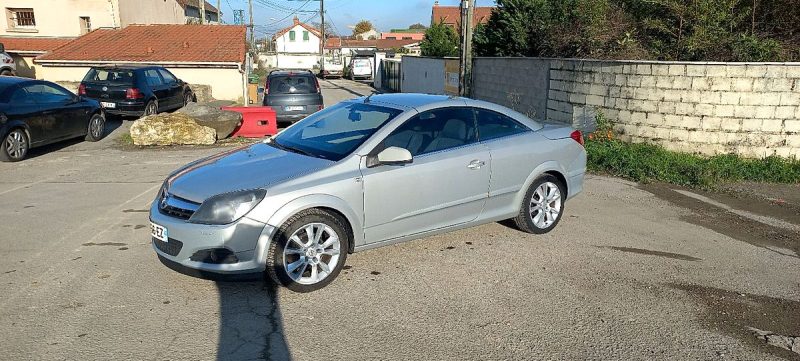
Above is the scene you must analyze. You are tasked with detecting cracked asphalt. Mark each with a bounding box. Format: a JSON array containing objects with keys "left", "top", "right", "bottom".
[{"left": 1, "top": 78, "right": 799, "bottom": 360}]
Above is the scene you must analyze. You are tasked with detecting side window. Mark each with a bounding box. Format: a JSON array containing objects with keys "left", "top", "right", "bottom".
[
  {"left": 157, "top": 69, "right": 178, "bottom": 84},
  {"left": 25, "top": 84, "right": 73, "bottom": 104},
  {"left": 9, "top": 87, "right": 35, "bottom": 105},
  {"left": 382, "top": 107, "right": 477, "bottom": 156},
  {"left": 144, "top": 69, "right": 164, "bottom": 87},
  {"left": 303, "top": 31, "right": 309, "bottom": 41},
  {"left": 289, "top": 30, "right": 296, "bottom": 41},
  {"left": 475, "top": 108, "right": 529, "bottom": 141}
]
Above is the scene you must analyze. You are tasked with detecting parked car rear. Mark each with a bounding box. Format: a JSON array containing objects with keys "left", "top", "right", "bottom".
[
  {"left": 262, "top": 70, "right": 323, "bottom": 124},
  {"left": 79, "top": 65, "right": 194, "bottom": 117},
  {"left": 0, "top": 43, "right": 16, "bottom": 76},
  {"left": 349, "top": 57, "right": 373, "bottom": 80}
]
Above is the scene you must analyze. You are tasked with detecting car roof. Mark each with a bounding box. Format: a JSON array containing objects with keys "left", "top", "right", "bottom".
[
  {"left": 92, "top": 64, "right": 156, "bottom": 71},
  {"left": 269, "top": 70, "right": 314, "bottom": 77},
  {"left": 0, "top": 76, "right": 34, "bottom": 86},
  {"left": 356, "top": 93, "right": 462, "bottom": 110}
]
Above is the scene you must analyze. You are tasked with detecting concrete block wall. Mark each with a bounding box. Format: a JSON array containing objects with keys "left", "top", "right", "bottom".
[
  {"left": 545, "top": 59, "right": 800, "bottom": 158},
  {"left": 472, "top": 58, "right": 551, "bottom": 120}
]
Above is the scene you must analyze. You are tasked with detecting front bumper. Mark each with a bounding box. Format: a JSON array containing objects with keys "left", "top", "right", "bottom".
[{"left": 149, "top": 201, "right": 275, "bottom": 274}]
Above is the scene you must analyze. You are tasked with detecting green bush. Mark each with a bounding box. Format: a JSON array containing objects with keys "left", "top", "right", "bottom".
[{"left": 586, "top": 140, "right": 800, "bottom": 187}]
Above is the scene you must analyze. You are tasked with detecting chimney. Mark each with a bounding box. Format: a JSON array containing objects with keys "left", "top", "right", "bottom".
[
  {"left": 293, "top": 16, "right": 300, "bottom": 25},
  {"left": 434, "top": 0, "right": 439, "bottom": 6}
]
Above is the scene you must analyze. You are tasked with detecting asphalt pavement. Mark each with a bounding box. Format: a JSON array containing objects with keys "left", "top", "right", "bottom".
[{"left": 1, "top": 78, "right": 798, "bottom": 361}]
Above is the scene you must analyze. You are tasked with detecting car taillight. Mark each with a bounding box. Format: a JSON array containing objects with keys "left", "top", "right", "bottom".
[
  {"left": 570, "top": 130, "right": 584, "bottom": 146},
  {"left": 264, "top": 80, "right": 269, "bottom": 95},
  {"left": 78, "top": 83, "right": 86, "bottom": 95},
  {"left": 126, "top": 88, "right": 143, "bottom": 99},
  {"left": 314, "top": 78, "right": 320, "bottom": 93}
]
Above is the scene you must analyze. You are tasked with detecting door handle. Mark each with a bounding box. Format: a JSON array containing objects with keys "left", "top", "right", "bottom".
[{"left": 467, "top": 160, "right": 485, "bottom": 170}]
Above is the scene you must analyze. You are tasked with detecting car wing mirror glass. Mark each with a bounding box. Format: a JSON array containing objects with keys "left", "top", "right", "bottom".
[{"left": 368, "top": 146, "right": 412, "bottom": 168}]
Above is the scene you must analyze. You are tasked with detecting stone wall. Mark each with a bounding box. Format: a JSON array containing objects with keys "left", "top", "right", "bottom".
[{"left": 470, "top": 58, "right": 800, "bottom": 159}]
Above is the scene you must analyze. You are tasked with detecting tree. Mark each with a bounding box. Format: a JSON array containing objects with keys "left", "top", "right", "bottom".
[
  {"left": 353, "top": 20, "right": 374, "bottom": 36},
  {"left": 311, "top": 22, "right": 336, "bottom": 37},
  {"left": 409, "top": 23, "right": 427, "bottom": 30},
  {"left": 421, "top": 22, "right": 459, "bottom": 57}
]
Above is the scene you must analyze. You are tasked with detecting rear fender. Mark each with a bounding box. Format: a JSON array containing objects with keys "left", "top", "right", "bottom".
[
  {"left": 512, "top": 161, "right": 569, "bottom": 212},
  {"left": 1, "top": 119, "right": 31, "bottom": 140}
]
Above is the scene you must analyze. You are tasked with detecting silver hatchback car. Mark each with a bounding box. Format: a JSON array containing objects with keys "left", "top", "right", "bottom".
[{"left": 150, "top": 94, "right": 586, "bottom": 292}]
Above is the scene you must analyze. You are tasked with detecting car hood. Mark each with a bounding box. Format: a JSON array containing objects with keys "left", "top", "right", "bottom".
[{"left": 166, "top": 142, "right": 333, "bottom": 202}]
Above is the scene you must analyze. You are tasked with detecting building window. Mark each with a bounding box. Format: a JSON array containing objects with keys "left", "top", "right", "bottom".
[
  {"left": 289, "top": 30, "right": 295, "bottom": 41},
  {"left": 403, "top": 36, "right": 412, "bottom": 40},
  {"left": 387, "top": 36, "right": 396, "bottom": 40},
  {"left": 7, "top": 8, "right": 36, "bottom": 29},
  {"left": 79, "top": 16, "right": 91, "bottom": 35},
  {"left": 303, "top": 31, "right": 309, "bottom": 41}
]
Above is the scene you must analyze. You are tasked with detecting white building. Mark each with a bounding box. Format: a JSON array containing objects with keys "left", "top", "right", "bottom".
[{"left": 273, "top": 17, "right": 321, "bottom": 70}]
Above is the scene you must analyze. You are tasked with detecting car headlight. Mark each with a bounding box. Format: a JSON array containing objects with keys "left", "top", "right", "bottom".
[{"left": 189, "top": 189, "right": 266, "bottom": 225}]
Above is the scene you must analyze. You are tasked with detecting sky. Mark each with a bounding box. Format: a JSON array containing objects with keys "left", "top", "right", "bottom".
[{"left": 217, "top": 0, "right": 496, "bottom": 39}]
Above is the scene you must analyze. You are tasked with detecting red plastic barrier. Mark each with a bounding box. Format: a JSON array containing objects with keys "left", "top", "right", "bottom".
[{"left": 223, "top": 106, "right": 278, "bottom": 138}]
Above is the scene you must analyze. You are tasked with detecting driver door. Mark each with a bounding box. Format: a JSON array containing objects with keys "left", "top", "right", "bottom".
[{"left": 360, "top": 107, "right": 490, "bottom": 243}]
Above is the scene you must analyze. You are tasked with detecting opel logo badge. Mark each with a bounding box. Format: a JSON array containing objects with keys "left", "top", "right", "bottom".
[
  {"left": 160, "top": 194, "right": 169, "bottom": 209},
  {"left": 102, "top": 86, "right": 108, "bottom": 91}
]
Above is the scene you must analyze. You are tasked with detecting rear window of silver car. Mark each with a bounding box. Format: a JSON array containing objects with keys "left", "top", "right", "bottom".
[{"left": 269, "top": 75, "right": 316, "bottom": 94}]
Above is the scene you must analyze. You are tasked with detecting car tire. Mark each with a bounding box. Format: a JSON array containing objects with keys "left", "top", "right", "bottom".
[
  {"left": 0, "top": 128, "right": 29, "bottom": 162},
  {"left": 85, "top": 113, "right": 105, "bottom": 142},
  {"left": 266, "top": 208, "right": 350, "bottom": 293},
  {"left": 144, "top": 100, "right": 158, "bottom": 116},
  {"left": 0, "top": 69, "right": 12, "bottom": 76},
  {"left": 512, "top": 174, "right": 566, "bottom": 234},
  {"left": 183, "top": 92, "right": 195, "bottom": 106}
]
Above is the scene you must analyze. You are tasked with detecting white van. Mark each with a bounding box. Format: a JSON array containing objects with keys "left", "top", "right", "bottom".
[
  {"left": 349, "top": 57, "right": 373, "bottom": 81},
  {"left": 0, "top": 43, "right": 17, "bottom": 76}
]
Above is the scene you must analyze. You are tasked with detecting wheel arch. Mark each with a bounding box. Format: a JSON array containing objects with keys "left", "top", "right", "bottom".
[
  {"left": 264, "top": 194, "right": 363, "bottom": 253},
  {"left": 2, "top": 120, "right": 31, "bottom": 140},
  {"left": 513, "top": 161, "right": 569, "bottom": 213}
]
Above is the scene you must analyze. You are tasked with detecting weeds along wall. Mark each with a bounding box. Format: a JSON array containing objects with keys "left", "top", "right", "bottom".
[{"left": 471, "top": 58, "right": 800, "bottom": 159}]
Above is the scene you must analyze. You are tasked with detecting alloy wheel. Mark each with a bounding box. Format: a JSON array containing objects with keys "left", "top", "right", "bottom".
[
  {"left": 90, "top": 116, "right": 104, "bottom": 138},
  {"left": 282, "top": 223, "right": 341, "bottom": 285},
  {"left": 529, "top": 181, "right": 562, "bottom": 229},
  {"left": 146, "top": 102, "right": 157, "bottom": 115},
  {"left": 4, "top": 130, "right": 27, "bottom": 160}
]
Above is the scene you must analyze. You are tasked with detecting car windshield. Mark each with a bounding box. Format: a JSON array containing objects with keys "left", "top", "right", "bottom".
[
  {"left": 83, "top": 68, "right": 136, "bottom": 84},
  {"left": 270, "top": 102, "right": 403, "bottom": 161},
  {"left": 269, "top": 75, "right": 316, "bottom": 94}
]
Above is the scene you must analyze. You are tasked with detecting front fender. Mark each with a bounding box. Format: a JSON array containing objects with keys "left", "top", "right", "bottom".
[{"left": 265, "top": 193, "right": 364, "bottom": 249}]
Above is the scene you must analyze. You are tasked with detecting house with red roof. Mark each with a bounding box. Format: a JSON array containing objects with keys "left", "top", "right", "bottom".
[
  {"left": 273, "top": 17, "right": 322, "bottom": 70},
  {"left": 430, "top": 1, "right": 494, "bottom": 34},
  {"left": 34, "top": 24, "right": 249, "bottom": 102}
]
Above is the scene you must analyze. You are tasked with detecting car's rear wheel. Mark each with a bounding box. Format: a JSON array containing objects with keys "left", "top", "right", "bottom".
[
  {"left": 0, "top": 128, "right": 29, "bottom": 162},
  {"left": 144, "top": 100, "right": 158, "bottom": 116},
  {"left": 85, "top": 113, "right": 105, "bottom": 142},
  {"left": 183, "top": 92, "right": 194, "bottom": 106},
  {"left": 266, "top": 208, "right": 349, "bottom": 293},
  {"left": 0, "top": 69, "right": 13, "bottom": 76},
  {"left": 512, "top": 174, "right": 565, "bottom": 234}
]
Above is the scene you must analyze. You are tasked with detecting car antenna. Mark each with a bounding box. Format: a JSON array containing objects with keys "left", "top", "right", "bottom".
[{"left": 364, "top": 92, "right": 374, "bottom": 103}]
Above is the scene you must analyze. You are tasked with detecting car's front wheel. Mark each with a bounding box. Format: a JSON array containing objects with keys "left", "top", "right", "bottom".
[
  {"left": 266, "top": 208, "right": 349, "bottom": 292},
  {"left": 512, "top": 174, "right": 566, "bottom": 234},
  {"left": 0, "top": 128, "right": 29, "bottom": 162}
]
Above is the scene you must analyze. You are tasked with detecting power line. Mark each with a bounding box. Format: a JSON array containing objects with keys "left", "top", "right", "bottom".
[{"left": 261, "top": 0, "right": 313, "bottom": 26}]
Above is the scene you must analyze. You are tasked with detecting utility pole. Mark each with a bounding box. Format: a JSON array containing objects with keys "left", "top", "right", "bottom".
[
  {"left": 248, "top": 0, "right": 254, "bottom": 47},
  {"left": 459, "top": 0, "right": 474, "bottom": 97},
  {"left": 217, "top": 0, "right": 221, "bottom": 23},
  {"left": 320, "top": 0, "right": 325, "bottom": 74},
  {"left": 200, "top": 0, "right": 206, "bottom": 24}
]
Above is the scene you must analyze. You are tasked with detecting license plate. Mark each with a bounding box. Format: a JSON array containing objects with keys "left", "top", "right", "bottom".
[
  {"left": 284, "top": 105, "right": 304, "bottom": 111},
  {"left": 151, "top": 222, "right": 168, "bottom": 242},
  {"left": 100, "top": 101, "right": 116, "bottom": 109}
]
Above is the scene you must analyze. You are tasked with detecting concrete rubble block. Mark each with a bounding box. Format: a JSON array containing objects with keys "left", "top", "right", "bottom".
[
  {"left": 175, "top": 102, "right": 243, "bottom": 139},
  {"left": 130, "top": 113, "right": 217, "bottom": 146}
]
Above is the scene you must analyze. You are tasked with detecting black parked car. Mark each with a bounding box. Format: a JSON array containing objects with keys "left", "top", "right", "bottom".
[
  {"left": 263, "top": 70, "right": 324, "bottom": 123},
  {"left": 79, "top": 65, "right": 194, "bottom": 117},
  {"left": 0, "top": 77, "right": 105, "bottom": 162}
]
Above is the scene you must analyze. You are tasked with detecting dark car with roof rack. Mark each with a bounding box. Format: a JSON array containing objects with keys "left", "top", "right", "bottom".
[
  {"left": 262, "top": 69, "right": 324, "bottom": 124},
  {"left": 79, "top": 65, "right": 195, "bottom": 117}
]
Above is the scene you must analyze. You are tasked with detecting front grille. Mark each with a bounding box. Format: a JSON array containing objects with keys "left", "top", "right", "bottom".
[
  {"left": 160, "top": 204, "right": 194, "bottom": 220},
  {"left": 158, "top": 193, "right": 200, "bottom": 220},
  {"left": 153, "top": 237, "right": 183, "bottom": 256}
]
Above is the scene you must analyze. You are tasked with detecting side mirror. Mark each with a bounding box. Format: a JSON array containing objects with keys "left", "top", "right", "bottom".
[{"left": 367, "top": 146, "right": 412, "bottom": 167}]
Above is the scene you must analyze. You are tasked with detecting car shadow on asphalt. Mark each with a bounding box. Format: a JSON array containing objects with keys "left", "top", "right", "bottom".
[
  {"left": 157, "top": 256, "right": 292, "bottom": 360},
  {"left": 22, "top": 117, "right": 124, "bottom": 160}
]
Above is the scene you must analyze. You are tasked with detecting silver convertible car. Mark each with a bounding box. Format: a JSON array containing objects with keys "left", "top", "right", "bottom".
[{"left": 150, "top": 94, "right": 586, "bottom": 292}]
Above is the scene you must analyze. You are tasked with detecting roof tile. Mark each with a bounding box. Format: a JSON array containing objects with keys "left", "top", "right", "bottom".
[{"left": 0, "top": 37, "right": 75, "bottom": 53}]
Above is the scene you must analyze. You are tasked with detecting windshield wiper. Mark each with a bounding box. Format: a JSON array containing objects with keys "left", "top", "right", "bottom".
[{"left": 269, "top": 139, "right": 316, "bottom": 158}]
